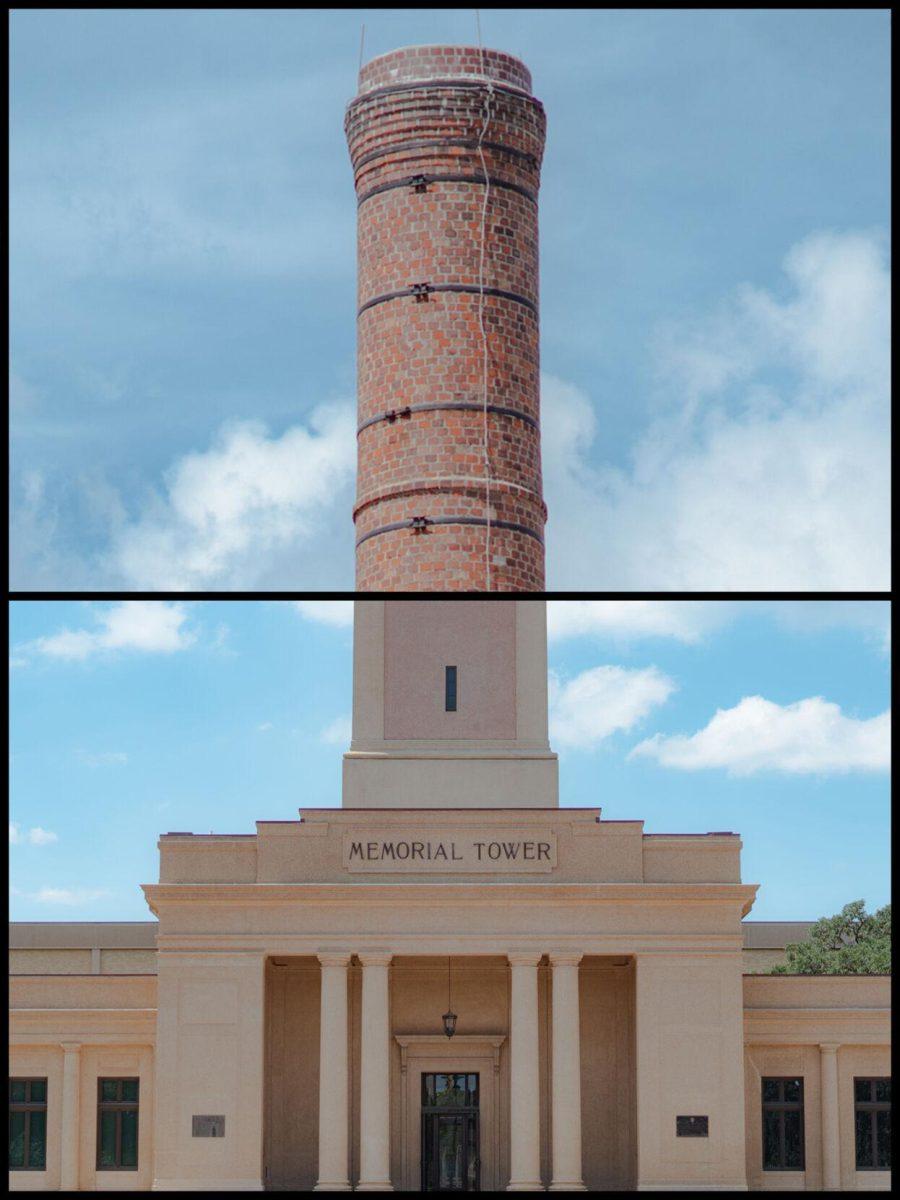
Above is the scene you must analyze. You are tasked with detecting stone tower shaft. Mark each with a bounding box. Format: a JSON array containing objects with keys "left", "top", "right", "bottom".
[{"left": 345, "top": 45, "right": 548, "bottom": 591}]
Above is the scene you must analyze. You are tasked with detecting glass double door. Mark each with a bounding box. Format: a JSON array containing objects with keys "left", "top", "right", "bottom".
[{"left": 421, "top": 1072, "right": 480, "bottom": 1192}]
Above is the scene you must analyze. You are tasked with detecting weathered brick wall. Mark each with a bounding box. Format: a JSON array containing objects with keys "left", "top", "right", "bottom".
[{"left": 345, "top": 45, "right": 547, "bottom": 591}]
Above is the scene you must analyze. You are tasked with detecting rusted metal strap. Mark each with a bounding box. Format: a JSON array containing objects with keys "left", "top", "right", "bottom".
[
  {"left": 352, "top": 136, "right": 539, "bottom": 173},
  {"left": 357, "top": 401, "right": 539, "bottom": 435},
  {"left": 355, "top": 515, "right": 544, "bottom": 548},
  {"left": 358, "top": 283, "right": 537, "bottom": 318},
  {"left": 357, "top": 172, "right": 537, "bottom": 207}
]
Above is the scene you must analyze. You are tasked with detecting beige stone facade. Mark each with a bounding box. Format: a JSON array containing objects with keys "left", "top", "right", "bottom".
[{"left": 9, "top": 601, "right": 891, "bottom": 1191}]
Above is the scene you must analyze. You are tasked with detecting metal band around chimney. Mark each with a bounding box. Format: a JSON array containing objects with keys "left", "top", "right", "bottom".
[
  {"left": 357, "top": 173, "right": 537, "bottom": 208},
  {"left": 352, "top": 77, "right": 534, "bottom": 106},
  {"left": 352, "top": 137, "right": 539, "bottom": 173},
  {"left": 355, "top": 515, "right": 544, "bottom": 549},
  {"left": 358, "top": 283, "right": 537, "bottom": 318},
  {"left": 357, "top": 401, "right": 539, "bottom": 436}
]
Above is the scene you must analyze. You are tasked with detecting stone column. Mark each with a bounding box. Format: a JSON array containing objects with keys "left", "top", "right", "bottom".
[
  {"left": 357, "top": 952, "right": 393, "bottom": 1192},
  {"left": 507, "top": 952, "right": 543, "bottom": 1191},
  {"left": 549, "top": 954, "right": 586, "bottom": 1192},
  {"left": 820, "top": 1043, "right": 841, "bottom": 1190},
  {"left": 60, "top": 1042, "right": 82, "bottom": 1191},
  {"left": 314, "top": 953, "right": 352, "bottom": 1192}
]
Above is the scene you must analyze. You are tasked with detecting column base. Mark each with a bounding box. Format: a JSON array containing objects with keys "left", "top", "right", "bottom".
[
  {"left": 549, "top": 1184, "right": 586, "bottom": 1192},
  {"left": 507, "top": 1184, "right": 545, "bottom": 1192},
  {"left": 355, "top": 1185, "right": 394, "bottom": 1193},
  {"left": 314, "top": 1184, "right": 352, "bottom": 1193}
]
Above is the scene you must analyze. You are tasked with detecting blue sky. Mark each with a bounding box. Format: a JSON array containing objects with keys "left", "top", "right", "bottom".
[
  {"left": 9, "top": 600, "right": 890, "bottom": 923},
  {"left": 10, "top": 9, "right": 890, "bottom": 591}
]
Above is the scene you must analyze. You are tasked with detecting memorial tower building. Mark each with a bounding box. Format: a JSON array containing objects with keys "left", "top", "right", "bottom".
[{"left": 7, "top": 50, "right": 891, "bottom": 1197}]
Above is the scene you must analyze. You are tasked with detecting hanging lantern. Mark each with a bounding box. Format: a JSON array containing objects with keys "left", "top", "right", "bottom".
[{"left": 442, "top": 956, "right": 457, "bottom": 1038}]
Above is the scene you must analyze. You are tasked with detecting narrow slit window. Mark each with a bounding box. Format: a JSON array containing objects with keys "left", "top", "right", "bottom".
[{"left": 445, "top": 666, "right": 458, "bottom": 712}]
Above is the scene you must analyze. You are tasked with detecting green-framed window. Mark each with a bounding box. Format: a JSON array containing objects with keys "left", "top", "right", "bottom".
[
  {"left": 761, "top": 1077, "right": 805, "bottom": 1171},
  {"left": 854, "top": 1078, "right": 890, "bottom": 1170},
  {"left": 9, "top": 1078, "right": 47, "bottom": 1171},
  {"left": 96, "top": 1078, "right": 139, "bottom": 1170}
]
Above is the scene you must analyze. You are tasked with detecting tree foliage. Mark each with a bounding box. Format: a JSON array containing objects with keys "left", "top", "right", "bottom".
[{"left": 771, "top": 900, "right": 891, "bottom": 975}]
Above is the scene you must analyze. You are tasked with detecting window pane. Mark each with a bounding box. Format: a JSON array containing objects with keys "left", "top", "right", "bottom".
[
  {"left": 783, "top": 1109, "right": 803, "bottom": 1169},
  {"left": 856, "top": 1110, "right": 873, "bottom": 1169},
  {"left": 121, "top": 1110, "right": 138, "bottom": 1168},
  {"left": 783, "top": 1079, "right": 801, "bottom": 1103},
  {"left": 855, "top": 1078, "right": 872, "bottom": 1103},
  {"left": 98, "top": 1111, "right": 118, "bottom": 1168},
  {"left": 467, "top": 1114, "right": 478, "bottom": 1188},
  {"left": 122, "top": 1080, "right": 139, "bottom": 1103},
  {"left": 100, "top": 1079, "right": 119, "bottom": 1102},
  {"left": 28, "top": 1111, "right": 46, "bottom": 1170},
  {"left": 875, "top": 1079, "right": 891, "bottom": 1103},
  {"left": 9, "top": 1110, "right": 26, "bottom": 1169},
  {"left": 9, "top": 1080, "right": 26, "bottom": 1103},
  {"left": 762, "top": 1079, "right": 779, "bottom": 1103},
  {"left": 875, "top": 1109, "right": 891, "bottom": 1169},
  {"left": 445, "top": 666, "right": 458, "bottom": 712},
  {"left": 762, "top": 1110, "right": 781, "bottom": 1169},
  {"left": 29, "top": 1079, "right": 46, "bottom": 1103},
  {"left": 437, "top": 1114, "right": 463, "bottom": 1190}
]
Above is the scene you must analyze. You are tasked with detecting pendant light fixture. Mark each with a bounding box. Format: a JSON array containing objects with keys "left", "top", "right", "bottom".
[{"left": 442, "top": 956, "right": 457, "bottom": 1038}]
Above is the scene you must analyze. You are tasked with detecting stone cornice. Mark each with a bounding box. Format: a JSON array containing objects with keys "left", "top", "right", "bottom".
[
  {"left": 743, "top": 1007, "right": 890, "bottom": 1046},
  {"left": 142, "top": 881, "right": 758, "bottom": 915},
  {"left": 9, "top": 1007, "right": 157, "bottom": 1045}
]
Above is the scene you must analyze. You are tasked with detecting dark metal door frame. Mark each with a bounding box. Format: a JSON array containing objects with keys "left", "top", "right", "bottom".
[{"left": 420, "top": 1073, "right": 480, "bottom": 1192}]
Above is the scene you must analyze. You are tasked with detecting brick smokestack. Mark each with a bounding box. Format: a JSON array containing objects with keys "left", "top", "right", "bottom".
[{"left": 345, "top": 45, "right": 547, "bottom": 591}]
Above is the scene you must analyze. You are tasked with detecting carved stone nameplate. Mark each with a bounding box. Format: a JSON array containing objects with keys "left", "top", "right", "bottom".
[
  {"left": 192, "top": 1115, "right": 226, "bottom": 1138},
  {"left": 342, "top": 829, "right": 557, "bottom": 873}
]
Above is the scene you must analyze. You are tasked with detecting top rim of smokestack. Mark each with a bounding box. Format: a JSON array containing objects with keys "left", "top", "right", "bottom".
[{"left": 356, "top": 43, "right": 533, "bottom": 97}]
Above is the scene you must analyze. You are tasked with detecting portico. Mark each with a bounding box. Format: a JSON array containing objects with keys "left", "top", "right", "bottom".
[{"left": 142, "top": 805, "right": 755, "bottom": 1192}]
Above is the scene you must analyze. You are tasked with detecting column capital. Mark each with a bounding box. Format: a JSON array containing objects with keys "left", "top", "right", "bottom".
[
  {"left": 358, "top": 950, "right": 393, "bottom": 968},
  {"left": 549, "top": 952, "right": 583, "bottom": 968},
  {"left": 317, "top": 951, "right": 352, "bottom": 968},
  {"left": 819, "top": 1042, "right": 841, "bottom": 1054},
  {"left": 60, "top": 1041, "right": 82, "bottom": 1053},
  {"left": 507, "top": 950, "right": 542, "bottom": 967}
]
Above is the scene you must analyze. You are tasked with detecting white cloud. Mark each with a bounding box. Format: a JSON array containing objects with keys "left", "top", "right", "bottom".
[
  {"left": 27, "top": 827, "right": 59, "bottom": 846},
  {"left": 30, "top": 887, "right": 111, "bottom": 906},
  {"left": 547, "top": 600, "right": 721, "bottom": 643},
  {"left": 24, "top": 601, "right": 194, "bottom": 662},
  {"left": 546, "top": 599, "right": 890, "bottom": 655},
  {"left": 76, "top": 750, "right": 129, "bottom": 768},
  {"left": 320, "top": 714, "right": 352, "bottom": 745},
  {"left": 550, "top": 665, "right": 676, "bottom": 749},
  {"left": 294, "top": 600, "right": 354, "bottom": 627},
  {"left": 10, "top": 823, "right": 59, "bottom": 846},
  {"left": 630, "top": 695, "right": 890, "bottom": 775},
  {"left": 111, "top": 405, "right": 356, "bottom": 590},
  {"left": 257, "top": 722, "right": 273, "bottom": 732},
  {"left": 544, "top": 230, "right": 890, "bottom": 590}
]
